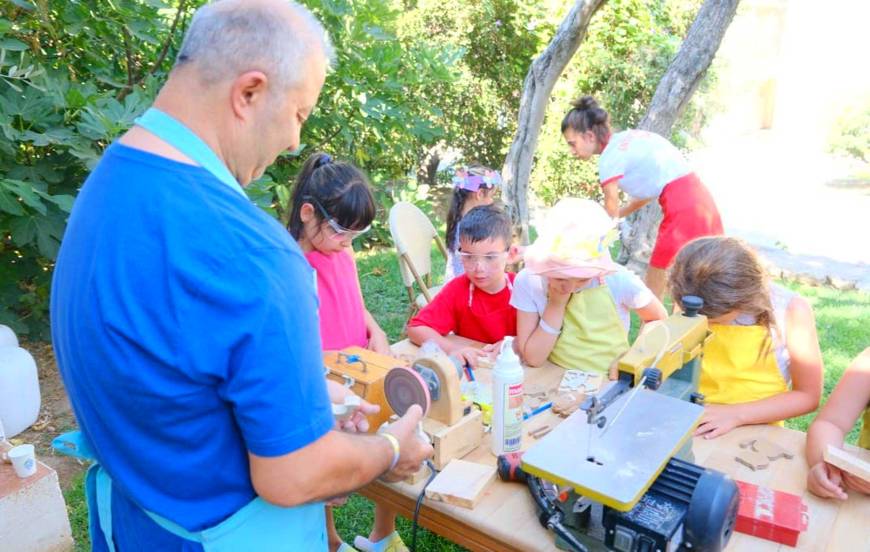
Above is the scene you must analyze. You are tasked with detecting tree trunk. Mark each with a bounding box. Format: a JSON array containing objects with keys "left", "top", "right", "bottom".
[
  {"left": 619, "top": 0, "right": 741, "bottom": 274},
  {"left": 501, "top": 0, "right": 606, "bottom": 243}
]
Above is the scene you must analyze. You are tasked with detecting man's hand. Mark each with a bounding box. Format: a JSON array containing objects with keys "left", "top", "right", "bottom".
[
  {"left": 326, "top": 380, "right": 379, "bottom": 433},
  {"left": 807, "top": 461, "right": 848, "bottom": 500},
  {"left": 379, "top": 404, "right": 433, "bottom": 482},
  {"left": 337, "top": 399, "right": 379, "bottom": 433},
  {"left": 694, "top": 404, "right": 743, "bottom": 439}
]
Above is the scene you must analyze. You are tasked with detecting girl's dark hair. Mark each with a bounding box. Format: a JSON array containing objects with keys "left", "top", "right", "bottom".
[
  {"left": 287, "top": 152, "right": 376, "bottom": 240},
  {"left": 445, "top": 164, "right": 496, "bottom": 251},
  {"left": 560, "top": 95, "right": 611, "bottom": 145}
]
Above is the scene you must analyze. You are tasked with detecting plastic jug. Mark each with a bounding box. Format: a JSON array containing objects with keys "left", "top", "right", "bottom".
[
  {"left": 491, "top": 337, "right": 524, "bottom": 455},
  {"left": 0, "top": 329, "right": 41, "bottom": 438}
]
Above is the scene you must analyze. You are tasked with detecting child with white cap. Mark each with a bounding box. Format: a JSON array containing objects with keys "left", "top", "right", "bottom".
[{"left": 511, "top": 198, "right": 666, "bottom": 372}]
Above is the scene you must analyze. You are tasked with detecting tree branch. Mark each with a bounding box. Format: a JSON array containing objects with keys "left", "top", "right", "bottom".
[{"left": 117, "top": 0, "right": 188, "bottom": 101}]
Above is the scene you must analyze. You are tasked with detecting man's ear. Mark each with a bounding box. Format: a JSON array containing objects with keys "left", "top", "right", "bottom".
[
  {"left": 230, "top": 70, "right": 269, "bottom": 120},
  {"left": 300, "top": 202, "right": 315, "bottom": 223}
]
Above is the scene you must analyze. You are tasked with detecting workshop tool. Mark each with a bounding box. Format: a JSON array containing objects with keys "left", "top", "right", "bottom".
[
  {"left": 383, "top": 349, "right": 484, "bottom": 470},
  {"left": 324, "top": 347, "right": 406, "bottom": 432},
  {"left": 734, "top": 481, "right": 808, "bottom": 547},
  {"left": 518, "top": 297, "right": 739, "bottom": 552}
]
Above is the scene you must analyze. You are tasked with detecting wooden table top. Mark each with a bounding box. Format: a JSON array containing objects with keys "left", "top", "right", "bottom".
[{"left": 360, "top": 340, "right": 870, "bottom": 551}]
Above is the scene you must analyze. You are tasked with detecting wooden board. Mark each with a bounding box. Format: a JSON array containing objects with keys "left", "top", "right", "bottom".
[
  {"left": 425, "top": 459, "right": 496, "bottom": 509},
  {"left": 824, "top": 445, "right": 870, "bottom": 483}
]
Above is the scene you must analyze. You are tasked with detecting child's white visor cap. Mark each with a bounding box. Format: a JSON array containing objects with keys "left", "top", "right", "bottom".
[{"left": 524, "top": 197, "right": 620, "bottom": 279}]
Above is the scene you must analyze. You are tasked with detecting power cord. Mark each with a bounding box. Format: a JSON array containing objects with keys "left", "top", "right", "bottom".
[{"left": 410, "top": 460, "right": 438, "bottom": 552}]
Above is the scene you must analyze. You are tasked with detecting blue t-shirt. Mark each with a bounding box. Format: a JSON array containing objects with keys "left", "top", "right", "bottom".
[{"left": 50, "top": 143, "right": 333, "bottom": 549}]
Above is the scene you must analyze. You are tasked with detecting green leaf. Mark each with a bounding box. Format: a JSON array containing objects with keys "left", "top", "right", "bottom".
[
  {"left": 0, "top": 188, "right": 24, "bottom": 216},
  {"left": 0, "top": 39, "right": 28, "bottom": 52}
]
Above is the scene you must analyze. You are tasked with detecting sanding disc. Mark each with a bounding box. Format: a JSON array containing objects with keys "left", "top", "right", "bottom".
[{"left": 384, "top": 366, "right": 431, "bottom": 417}]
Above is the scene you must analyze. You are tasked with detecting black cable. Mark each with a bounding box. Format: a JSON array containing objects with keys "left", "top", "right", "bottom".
[{"left": 410, "top": 460, "right": 438, "bottom": 552}]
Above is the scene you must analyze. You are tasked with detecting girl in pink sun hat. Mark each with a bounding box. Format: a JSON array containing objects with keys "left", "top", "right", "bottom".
[{"left": 512, "top": 198, "right": 667, "bottom": 373}]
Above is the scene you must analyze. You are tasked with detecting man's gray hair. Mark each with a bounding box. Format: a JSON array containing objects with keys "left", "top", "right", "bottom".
[{"left": 175, "top": 0, "right": 335, "bottom": 89}]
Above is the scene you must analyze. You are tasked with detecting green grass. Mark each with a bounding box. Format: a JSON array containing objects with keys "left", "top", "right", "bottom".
[{"left": 62, "top": 246, "right": 868, "bottom": 550}]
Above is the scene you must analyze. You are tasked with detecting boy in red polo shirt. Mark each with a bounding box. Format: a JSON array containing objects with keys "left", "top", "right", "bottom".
[{"left": 407, "top": 204, "right": 516, "bottom": 367}]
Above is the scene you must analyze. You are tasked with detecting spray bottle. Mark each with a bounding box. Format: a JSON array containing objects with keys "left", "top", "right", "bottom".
[{"left": 491, "top": 337, "right": 524, "bottom": 455}]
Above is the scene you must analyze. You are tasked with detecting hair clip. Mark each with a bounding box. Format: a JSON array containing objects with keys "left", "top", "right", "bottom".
[
  {"left": 452, "top": 168, "right": 502, "bottom": 191},
  {"left": 314, "top": 153, "right": 333, "bottom": 169}
]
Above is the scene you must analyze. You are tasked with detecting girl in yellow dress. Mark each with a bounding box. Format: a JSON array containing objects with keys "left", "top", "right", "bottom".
[{"left": 669, "top": 237, "right": 823, "bottom": 439}]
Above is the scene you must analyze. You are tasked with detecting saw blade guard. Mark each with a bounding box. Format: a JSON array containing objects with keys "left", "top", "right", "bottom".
[{"left": 384, "top": 365, "right": 432, "bottom": 417}]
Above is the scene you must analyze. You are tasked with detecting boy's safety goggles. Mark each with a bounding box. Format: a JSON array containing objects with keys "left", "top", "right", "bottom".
[{"left": 457, "top": 250, "right": 508, "bottom": 267}]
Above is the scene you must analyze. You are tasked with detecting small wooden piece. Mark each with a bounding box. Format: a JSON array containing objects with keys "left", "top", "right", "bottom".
[
  {"left": 552, "top": 392, "right": 587, "bottom": 417},
  {"left": 405, "top": 463, "right": 433, "bottom": 485},
  {"left": 735, "top": 449, "right": 770, "bottom": 471},
  {"left": 824, "top": 445, "right": 870, "bottom": 483},
  {"left": 425, "top": 459, "right": 496, "bottom": 509},
  {"left": 752, "top": 438, "right": 794, "bottom": 461},
  {"left": 528, "top": 425, "right": 552, "bottom": 439},
  {"left": 739, "top": 438, "right": 756, "bottom": 449},
  {"left": 524, "top": 383, "right": 549, "bottom": 397},
  {"left": 422, "top": 409, "right": 484, "bottom": 470}
]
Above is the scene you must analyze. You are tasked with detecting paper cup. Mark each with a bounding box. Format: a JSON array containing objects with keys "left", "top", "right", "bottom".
[{"left": 8, "top": 444, "right": 37, "bottom": 478}]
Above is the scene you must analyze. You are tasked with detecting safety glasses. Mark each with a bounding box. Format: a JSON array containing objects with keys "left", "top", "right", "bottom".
[
  {"left": 457, "top": 251, "right": 508, "bottom": 268},
  {"left": 304, "top": 196, "right": 371, "bottom": 241}
]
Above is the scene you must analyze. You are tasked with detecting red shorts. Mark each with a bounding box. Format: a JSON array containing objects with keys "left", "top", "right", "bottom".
[{"left": 650, "top": 172, "right": 723, "bottom": 269}]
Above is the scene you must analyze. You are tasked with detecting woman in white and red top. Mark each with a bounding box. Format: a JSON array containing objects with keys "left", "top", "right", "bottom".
[{"left": 561, "top": 96, "right": 723, "bottom": 298}]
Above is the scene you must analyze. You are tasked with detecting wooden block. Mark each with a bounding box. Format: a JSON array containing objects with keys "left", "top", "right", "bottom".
[
  {"left": 423, "top": 409, "right": 484, "bottom": 470},
  {"left": 752, "top": 438, "right": 794, "bottom": 461},
  {"left": 425, "top": 459, "right": 496, "bottom": 509},
  {"left": 824, "top": 445, "right": 870, "bottom": 483},
  {"left": 735, "top": 449, "right": 770, "bottom": 471}
]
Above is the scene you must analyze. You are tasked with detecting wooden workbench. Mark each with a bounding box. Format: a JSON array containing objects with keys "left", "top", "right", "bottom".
[{"left": 361, "top": 341, "right": 870, "bottom": 551}]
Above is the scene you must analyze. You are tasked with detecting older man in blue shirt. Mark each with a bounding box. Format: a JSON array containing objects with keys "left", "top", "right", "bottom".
[{"left": 50, "top": 1, "right": 431, "bottom": 550}]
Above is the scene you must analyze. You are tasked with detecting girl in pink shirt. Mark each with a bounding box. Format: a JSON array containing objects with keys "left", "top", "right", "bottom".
[
  {"left": 287, "top": 152, "right": 401, "bottom": 552},
  {"left": 288, "top": 152, "right": 389, "bottom": 355}
]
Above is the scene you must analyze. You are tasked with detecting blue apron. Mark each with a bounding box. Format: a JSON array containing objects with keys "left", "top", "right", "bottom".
[{"left": 53, "top": 108, "right": 327, "bottom": 551}]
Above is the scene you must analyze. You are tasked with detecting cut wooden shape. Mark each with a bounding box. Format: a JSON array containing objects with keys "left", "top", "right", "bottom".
[
  {"left": 425, "top": 459, "right": 496, "bottom": 509},
  {"left": 824, "top": 445, "right": 870, "bottom": 483},
  {"left": 752, "top": 438, "right": 794, "bottom": 461},
  {"left": 739, "top": 438, "right": 756, "bottom": 449},
  {"left": 552, "top": 392, "right": 586, "bottom": 417},
  {"left": 523, "top": 383, "right": 549, "bottom": 397},
  {"left": 735, "top": 449, "right": 770, "bottom": 471}
]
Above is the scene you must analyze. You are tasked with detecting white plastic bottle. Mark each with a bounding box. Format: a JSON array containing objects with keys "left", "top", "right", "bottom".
[
  {"left": 0, "top": 327, "right": 40, "bottom": 439},
  {"left": 491, "top": 337, "right": 524, "bottom": 456}
]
